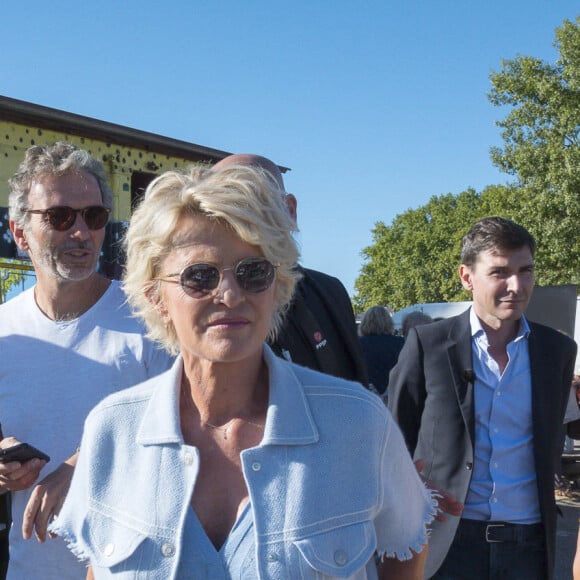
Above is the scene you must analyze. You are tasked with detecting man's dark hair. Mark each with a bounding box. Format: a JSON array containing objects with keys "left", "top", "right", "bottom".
[{"left": 460, "top": 217, "right": 536, "bottom": 267}]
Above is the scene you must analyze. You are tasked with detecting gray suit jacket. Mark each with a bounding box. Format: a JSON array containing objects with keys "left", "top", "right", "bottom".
[{"left": 388, "top": 309, "right": 577, "bottom": 579}]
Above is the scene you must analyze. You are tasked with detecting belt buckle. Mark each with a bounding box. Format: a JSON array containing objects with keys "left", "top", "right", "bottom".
[{"left": 485, "top": 523, "right": 505, "bottom": 543}]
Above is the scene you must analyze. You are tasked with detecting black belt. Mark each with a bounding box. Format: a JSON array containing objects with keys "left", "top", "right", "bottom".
[{"left": 458, "top": 519, "right": 544, "bottom": 544}]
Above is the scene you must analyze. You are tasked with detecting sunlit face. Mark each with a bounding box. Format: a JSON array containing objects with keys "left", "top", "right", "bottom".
[
  {"left": 13, "top": 172, "right": 106, "bottom": 282},
  {"left": 459, "top": 246, "right": 535, "bottom": 330},
  {"left": 156, "top": 215, "right": 277, "bottom": 366}
]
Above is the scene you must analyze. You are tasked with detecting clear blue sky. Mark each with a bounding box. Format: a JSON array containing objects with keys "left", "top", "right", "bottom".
[{"left": 1, "top": 1, "right": 577, "bottom": 295}]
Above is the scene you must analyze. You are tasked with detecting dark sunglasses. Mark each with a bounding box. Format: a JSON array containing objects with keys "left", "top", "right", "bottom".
[
  {"left": 26, "top": 205, "right": 111, "bottom": 231},
  {"left": 156, "top": 257, "right": 277, "bottom": 298}
]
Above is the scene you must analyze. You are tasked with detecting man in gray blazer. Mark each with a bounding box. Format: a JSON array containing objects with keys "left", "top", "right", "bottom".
[{"left": 389, "top": 217, "right": 577, "bottom": 579}]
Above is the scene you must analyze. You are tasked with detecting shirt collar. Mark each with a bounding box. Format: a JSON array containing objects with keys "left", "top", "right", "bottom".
[
  {"left": 137, "top": 345, "right": 319, "bottom": 446},
  {"left": 469, "top": 306, "right": 530, "bottom": 342}
]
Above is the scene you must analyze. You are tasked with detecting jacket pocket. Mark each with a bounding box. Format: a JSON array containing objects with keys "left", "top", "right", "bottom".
[
  {"left": 85, "top": 510, "right": 151, "bottom": 569},
  {"left": 293, "top": 520, "right": 377, "bottom": 579}
]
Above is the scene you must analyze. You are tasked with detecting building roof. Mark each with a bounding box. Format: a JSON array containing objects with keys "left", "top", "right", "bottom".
[{"left": 0, "top": 95, "right": 290, "bottom": 172}]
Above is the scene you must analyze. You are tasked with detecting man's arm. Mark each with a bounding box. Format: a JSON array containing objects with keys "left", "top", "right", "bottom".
[
  {"left": 388, "top": 328, "right": 427, "bottom": 454},
  {"left": 22, "top": 450, "right": 78, "bottom": 542}
]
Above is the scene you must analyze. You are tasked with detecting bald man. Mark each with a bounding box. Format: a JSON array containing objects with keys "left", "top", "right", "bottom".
[{"left": 213, "top": 154, "right": 368, "bottom": 386}]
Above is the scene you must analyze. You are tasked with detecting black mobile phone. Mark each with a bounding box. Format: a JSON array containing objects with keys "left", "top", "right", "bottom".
[{"left": 0, "top": 443, "right": 50, "bottom": 464}]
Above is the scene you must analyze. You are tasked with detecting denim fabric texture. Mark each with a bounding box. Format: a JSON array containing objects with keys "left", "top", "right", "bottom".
[{"left": 52, "top": 346, "right": 435, "bottom": 579}]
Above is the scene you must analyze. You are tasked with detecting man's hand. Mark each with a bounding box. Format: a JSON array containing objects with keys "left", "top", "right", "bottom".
[
  {"left": 0, "top": 437, "right": 46, "bottom": 493},
  {"left": 22, "top": 452, "right": 78, "bottom": 543},
  {"left": 414, "top": 459, "right": 464, "bottom": 521}
]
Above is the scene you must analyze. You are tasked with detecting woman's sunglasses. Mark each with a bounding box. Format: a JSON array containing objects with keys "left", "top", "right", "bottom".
[
  {"left": 26, "top": 206, "right": 111, "bottom": 231},
  {"left": 156, "top": 257, "right": 277, "bottom": 298}
]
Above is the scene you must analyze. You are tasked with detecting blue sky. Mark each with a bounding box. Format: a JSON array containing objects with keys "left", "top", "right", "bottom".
[{"left": 1, "top": 1, "right": 577, "bottom": 296}]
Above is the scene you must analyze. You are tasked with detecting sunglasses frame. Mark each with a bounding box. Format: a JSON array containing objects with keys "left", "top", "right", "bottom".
[
  {"left": 25, "top": 205, "right": 111, "bottom": 231},
  {"left": 156, "top": 257, "right": 277, "bottom": 298}
]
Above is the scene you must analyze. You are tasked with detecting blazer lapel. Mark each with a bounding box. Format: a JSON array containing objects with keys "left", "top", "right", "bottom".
[{"left": 447, "top": 310, "right": 476, "bottom": 444}]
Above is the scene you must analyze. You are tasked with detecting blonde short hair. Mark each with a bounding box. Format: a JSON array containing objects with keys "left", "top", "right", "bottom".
[{"left": 123, "top": 164, "right": 301, "bottom": 354}]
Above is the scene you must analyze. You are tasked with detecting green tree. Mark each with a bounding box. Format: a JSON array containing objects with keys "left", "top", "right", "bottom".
[
  {"left": 488, "top": 17, "right": 580, "bottom": 284},
  {"left": 354, "top": 189, "right": 483, "bottom": 312},
  {"left": 354, "top": 18, "right": 580, "bottom": 311}
]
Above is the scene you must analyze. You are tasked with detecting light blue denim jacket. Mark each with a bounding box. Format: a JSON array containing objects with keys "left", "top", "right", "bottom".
[{"left": 52, "top": 346, "right": 434, "bottom": 579}]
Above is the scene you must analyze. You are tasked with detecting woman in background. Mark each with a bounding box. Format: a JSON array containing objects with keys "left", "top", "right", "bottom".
[{"left": 359, "top": 306, "right": 404, "bottom": 398}]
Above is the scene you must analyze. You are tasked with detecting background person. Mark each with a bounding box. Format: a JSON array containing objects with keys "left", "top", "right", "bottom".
[
  {"left": 0, "top": 142, "right": 172, "bottom": 580},
  {"left": 358, "top": 305, "right": 404, "bottom": 397},
  {"left": 213, "top": 154, "right": 368, "bottom": 385},
  {"left": 389, "top": 217, "right": 577, "bottom": 579},
  {"left": 52, "top": 164, "right": 435, "bottom": 579}
]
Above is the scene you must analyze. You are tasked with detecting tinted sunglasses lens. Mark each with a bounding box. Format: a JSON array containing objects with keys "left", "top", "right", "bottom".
[
  {"left": 83, "top": 206, "right": 110, "bottom": 230},
  {"left": 180, "top": 264, "right": 220, "bottom": 297},
  {"left": 47, "top": 207, "right": 76, "bottom": 231},
  {"left": 235, "top": 259, "right": 275, "bottom": 293}
]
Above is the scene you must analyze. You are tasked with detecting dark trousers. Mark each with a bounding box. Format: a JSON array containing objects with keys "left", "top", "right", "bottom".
[{"left": 431, "top": 519, "right": 547, "bottom": 580}]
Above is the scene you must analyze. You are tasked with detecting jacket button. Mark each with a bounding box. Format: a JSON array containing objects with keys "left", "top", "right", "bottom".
[
  {"left": 334, "top": 549, "right": 348, "bottom": 566},
  {"left": 104, "top": 543, "right": 115, "bottom": 557},
  {"left": 161, "top": 543, "right": 175, "bottom": 557},
  {"left": 184, "top": 452, "right": 193, "bottom": 465},
  {"left": 466, "top": 462, "right": 473, "bottom": 470}
]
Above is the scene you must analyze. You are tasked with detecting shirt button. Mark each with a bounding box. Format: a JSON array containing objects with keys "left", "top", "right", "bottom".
[
  {"left": 184, "top": 452, "right": 193, "bottom": 466},
  {"left": 161, "top": 543, "right": 175, "bottom": 557},
  {"left": 104, "top": 543, "right": 115, "bottom": 557},
  {"left": 267, "top": 552, "right": 279, "bottom": 562},
  {"left": 465, "top": 462, "right": 473, "bottom": 470},
  {"left": 492, "top": 497, "right": 498, "bottom": 504},
  {"left": 334, "top": 549, "right": 348, "bottom": 566},
  {"left": 252, "top": 462, "right": 262, "bottom": 472}
]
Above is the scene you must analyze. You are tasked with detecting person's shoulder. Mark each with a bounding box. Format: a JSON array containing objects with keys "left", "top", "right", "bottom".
[
  {"left": 293, "top": 361, "right": 385, "bottom": 409},
  {"left": 529, "top": 319, "right": 577, "bottom": 350},
  {"left": 89, "top": 368, "right": 167, "bottom": 417},
  {"left": 0, "top": 287, "right": 35, "bottom": 326},
  {"left": 301, "top": 267, "right": 345, "bottom": 290}
]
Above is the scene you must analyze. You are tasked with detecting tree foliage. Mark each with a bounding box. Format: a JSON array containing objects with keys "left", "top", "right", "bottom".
[
  {"left": 488, "top": 16, "right": 580, "bottom": 284},
  {"left": 354, "top": 18, "right": 580, "bottom": 312}
]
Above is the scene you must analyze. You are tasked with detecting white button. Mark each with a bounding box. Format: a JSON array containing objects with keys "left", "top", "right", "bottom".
[
  {"left": 104, "top": 543, "right": 115, "bottom": 557},
  {"left": 252, "top": 462, "right": 262, "bottom": 472},
  {"left": 492, "top": 497, "right": 498, "bottom": 504},
  {"left": 184, "top": 452, "right": 193, "bottom": 466},
  {"left": 334, "top": 549, "right": 348, "bottom": 566},
  {"left": 161, "top": 543, "right": 175, "bottom": 557}
]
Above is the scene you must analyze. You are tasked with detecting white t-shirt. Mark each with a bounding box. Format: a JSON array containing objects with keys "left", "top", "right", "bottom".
[{"left": 0, "top": 281, "right": 173, "bottom": 580}]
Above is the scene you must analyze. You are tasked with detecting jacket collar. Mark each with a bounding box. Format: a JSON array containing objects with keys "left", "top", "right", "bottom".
[{"left": 136, "top": 345, "right": 319, "bottom": 447}]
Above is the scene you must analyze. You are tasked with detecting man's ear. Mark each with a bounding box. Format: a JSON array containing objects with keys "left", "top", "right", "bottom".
[
  {"left": 10, "top": 220, "right": 29, "bottom": 252},
  {"left": 285, "top": 194, "right": 298, "bottom": 223},
  {"left": 459, "top": 264, "right": 473, "bottom": 292}
]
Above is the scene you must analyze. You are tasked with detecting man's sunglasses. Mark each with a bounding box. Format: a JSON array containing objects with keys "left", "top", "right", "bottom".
[
  {"left": 155, "top": 257, "right": 277, "bottom": 298},
  {"left": 26, "top": 206, "right": 111, "bottom": 231}
]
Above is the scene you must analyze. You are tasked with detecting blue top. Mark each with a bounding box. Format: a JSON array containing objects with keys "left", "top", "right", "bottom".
[{"left": 52, "top": 346, "right": 436, "bottom": 579}]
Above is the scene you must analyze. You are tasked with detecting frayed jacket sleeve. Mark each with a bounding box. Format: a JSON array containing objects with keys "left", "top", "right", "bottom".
[{"left": 374, "top": 412, "right": 438, "bottom": 561}]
